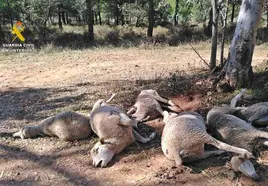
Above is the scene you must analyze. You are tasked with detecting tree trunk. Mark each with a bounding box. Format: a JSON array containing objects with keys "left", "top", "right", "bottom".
[
  {"left": 136, "top": 16, "right": 139, "bottom": 27},
  {"left": 66, "top": 12, "right": 69, "bottom": 24},
  {"left": 50, "top": 16, "right": 55, "bottom": 25},
  {"left": 220, "top": 0, "right": 229, "bottom": 67},
  {"left": 107, "top": 15, "right": 110, "bottom": 25},
  {"left": 173, "top": 0, "right": 179, "bottom": 26},
  {"left": 206, "top": 8, "right": 213, "bottom": 36},
  {"left": 6, "top": 0, "right": 13, "bottom": 27},
  {"left": 210, "top": 0, "right": 219, "bottom": 71},
  {"left": 77, "top": 16, "right": 81, "bottom": 24},
  {"left": 147, "top": 0, "right": 154, "bottom": 37},
  {"left": 62, "top": 11, "right": 66, "bottom": 25},
  {"left": 98, "top": 0, "right": 102, "bottom": 25},
  {"left": 121, "top": 13, "right": 125, "bottom": 26},
  {"left": 99, "top": 12, "right": 102, "bottom": 25},
  {"left": 57, "top": 4, "right": 63, "bottom": 30},
  {"left": 231, "top": 4, "right": 235, "bottom": 23},
  {"left": 0, "top": 24, "right": 5, "bottom": 43},
  {"left": 115, "top": 0, "right": 119, "bottom": 25},
  {"left": 94, "top": 11, "right": 98, "bottom": 24},
  {"left": 225, "top": 0, "right": 265, "bottom": 88},
  {"left": 86, "top": 0, "right": 94, "bottom": 42}
]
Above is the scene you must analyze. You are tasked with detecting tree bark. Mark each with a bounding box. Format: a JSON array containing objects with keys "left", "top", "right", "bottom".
[
  {"left": 225, "top": 0, "right": 265, "bottom": 88},
  {"left": 231, "top": 4, "right": 235, "bottom": 23},
  {"left": 206, "top": 8, "right": 213, "bottom": 36},
  {"left": 147, "top": 0, "right": 154, "bottom": 37},
  {"left": 86, "top": 0, "right": 94, "bottom": 42},
  {"left": 57, "top": 4, "right": 63, "bottom": 30},
  {"left": 210, "top": 0, "right": 219, "bottom": 71},
  {"left": 173, "top": 0, "right": 179, "bottom": 26},
  {"left": 220, "top": 0, "right": 229, "bottom": 67}
]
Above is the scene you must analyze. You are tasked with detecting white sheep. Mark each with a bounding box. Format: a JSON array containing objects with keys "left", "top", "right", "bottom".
[
  {"left": 127, "top": 89, "right": 180, "bottom": 122},
  {"left": 161, "top": 111, "right": 252, "bottom": 170},
  {"left": 90, "top": 99, "right": 156, "bottom": 168},
  {"left": 230, "top": 89, "right": 268, "bottom": 126},
  {"left": 13, "top": 111, "right": 92, "bottom": 141},
  {"left": 206, "top": 106, "right": 268, "bottom": 181}
]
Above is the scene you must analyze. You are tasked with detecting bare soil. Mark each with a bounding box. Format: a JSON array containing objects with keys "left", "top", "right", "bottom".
[{"left": 1, "top": 44, "right": 268, "bottom": 186}]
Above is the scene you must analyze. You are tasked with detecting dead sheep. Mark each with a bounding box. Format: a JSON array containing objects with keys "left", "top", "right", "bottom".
[
  {"left": 90, "top": 99, "right": 156, "bottom": 168},
  {"left": 127, "top": 89, "right": 181, "bottom": 122},
  {"left": 206, "top": 106, "right": 268, "bottom": 181},
  {"left": 13, "top": 111, "right": 92, "bottom": 141},
  {"left": 161, "top": 111, "right": 252, "bottom": 170},
  {"left": 230, "top": 89, "right": 268, "bottom": 126}
]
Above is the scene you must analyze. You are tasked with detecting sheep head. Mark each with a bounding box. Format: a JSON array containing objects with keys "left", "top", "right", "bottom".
[
  {"left": 231, "top": 155, "right": 260, "bottom": 182},
  {"left": 91, "top": 138, "right": 116, "bottom": 168}
]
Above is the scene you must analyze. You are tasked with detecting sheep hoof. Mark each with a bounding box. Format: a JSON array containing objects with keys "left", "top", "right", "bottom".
[
  {"left": 149, "top": 132, "right": 157, "bottom": 140},
  {"left": 13, "top": 130, "right": 24, "bottom": 139},
  {"left": 174, "top": 165, "right": 192, "bottom": 173}
]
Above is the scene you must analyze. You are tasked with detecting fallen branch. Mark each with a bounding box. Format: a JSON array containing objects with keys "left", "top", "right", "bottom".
[
  {"left": 190, "top": 44, "right": 210, "bottom": 68},
  {"left": 212, "top": 57, "right": 229, "bottom": 86}
]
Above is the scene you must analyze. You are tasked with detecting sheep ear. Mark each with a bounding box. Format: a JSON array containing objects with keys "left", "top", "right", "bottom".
[
  {"left": 238, "top": 153, "right": 254, "bottom": 160},
  {"left": 99, "top": 138, "right": 105, "bottom": 144},
  {"left": 238, "top": 154, "right": 245, "bottom": 160}
]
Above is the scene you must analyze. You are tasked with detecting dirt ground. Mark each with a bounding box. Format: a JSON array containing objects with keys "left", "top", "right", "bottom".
[{"left": 1, "top": 44, "right": 268, "bottom": 186}]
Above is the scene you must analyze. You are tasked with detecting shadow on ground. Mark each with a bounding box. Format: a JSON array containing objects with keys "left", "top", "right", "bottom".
[
  {"left": 0, "top": 69, "right": 210, "bottom": 125},
  {"left": 0, "top": 143, "right": 100, "bottom": 185}
]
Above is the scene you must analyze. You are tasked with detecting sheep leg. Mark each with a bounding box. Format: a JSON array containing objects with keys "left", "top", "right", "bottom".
[
  {"left": 133, "top": 129, "right": 156, "bottom": 143},
  {"left": 152, "top": 91, "right": 181, "bottom": 110},
  {"left": 127, "top": 106, "right": 137, "bottom": 115},
  {"left": 260, "top": 139, "right": 268, "bottom": 146},
  {"left": 106, "top": 93, "right": 116, "bottom": 103},
  {"left": 255, "top": 130, "right": 268, "bottom": 139},
  {"left": 13, "top": 126, "right": 44, "bottom": 139},
  {"left": 248, "top": 112, "right": 268, "bottom": 124},
  {"left": 118, "top": 113, "right": 138, "bottom": 128},
  {"left": 152, "top": 91, "right": 169, "bottom": 104},
  {"left": 230, "top": 89, "right": 247, "bottom": 108},
  {"left": 254, "top": 115, "right": 268, "bottom": 126},
  {"left": 154, "top": 105, "right": 164, "bottom": 116},
  {"left": 13, "top": 129, "right": 26, "bottom": 139},
  {"left": 182, "top": 150, "right": 226, "bottom": 163},
  {"left": 174, "top": 155, "right": 183, "bottom": 167},
  {"left": 140, "top": 115, "right": 151, "bottom": 122},
  {"left": 161, "top": 104, "right": 182, "bottom": 113},
  {"left": 206, "top": 137, "right": 254, "bottom": 158}
]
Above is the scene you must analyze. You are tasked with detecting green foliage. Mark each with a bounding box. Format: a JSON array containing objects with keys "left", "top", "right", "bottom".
[
  {"left": 1, "top": 0, "right": 267, "bottom": 45},
  {"left": 166, "top": 0, "right": 176, "bottom": 14}
]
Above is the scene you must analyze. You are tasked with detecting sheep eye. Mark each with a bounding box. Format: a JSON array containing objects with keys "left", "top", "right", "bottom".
[{"left": 95, "top": 147, "right": 99, "bottom": 153}]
